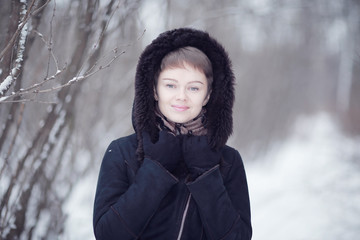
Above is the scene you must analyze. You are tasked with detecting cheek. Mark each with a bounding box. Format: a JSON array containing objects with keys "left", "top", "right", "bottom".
[
  {"left": 199, "top": 92, "right": 209, "bottom": 104},
  {"left": 157, "top": 88, "right": 169, "bottom": 101},
  {"left": 202, "top": 93, "right": 210, "bottom": 106},
  {"left": 190, "top": 96, "right": 206, "bottom": 109}
]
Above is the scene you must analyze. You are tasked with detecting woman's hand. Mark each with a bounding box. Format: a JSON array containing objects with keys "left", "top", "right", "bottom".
[
  {"left": 142, "top": 131, "right": 182, "bottom": 172},
  {"left": 182, "top": 135, "right": 221, "bottom": 180}
]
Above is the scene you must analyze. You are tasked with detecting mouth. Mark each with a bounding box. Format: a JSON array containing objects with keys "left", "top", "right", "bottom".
[{"left": 172, "top": 105, "right": 189, "bottom": 112}]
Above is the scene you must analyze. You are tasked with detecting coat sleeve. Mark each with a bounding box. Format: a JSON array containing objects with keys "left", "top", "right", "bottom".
[
  {"left": 93, "top": 140, "right": 178, "bottom": 240},
  {"left": 186, "top": 149, "right": 252, "bottom": 240}
]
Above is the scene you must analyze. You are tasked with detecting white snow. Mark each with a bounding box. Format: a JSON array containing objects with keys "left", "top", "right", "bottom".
[
  {"left": 68, "top": 76, "right": 85, "bottom": 84},
  {"left": 0, "top": 75, "right": 15, "bottom": 95},
  {"left": 0, "top": 96, "right": 9, "bottom": 102},
  {"left": 247, "top": 113, "right": 360, "bottom": 240},
  {"left": 63, "top": 169, "right": 98, "bottom": 240},
  {"left": 63, "top": 112, "right": 360, "bottom": 239}
]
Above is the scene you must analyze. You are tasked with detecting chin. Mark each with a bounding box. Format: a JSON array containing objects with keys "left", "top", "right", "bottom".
[
  {"left": 170, "top": 119, "right": 188, "bottom": 124},
  {"left": 168, "top": 116, "right": 192, "bottom": 124}
]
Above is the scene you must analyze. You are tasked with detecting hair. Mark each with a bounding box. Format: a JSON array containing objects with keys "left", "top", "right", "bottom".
[{"left": 154, "top": 46, "right": 213, "bottom": 92}]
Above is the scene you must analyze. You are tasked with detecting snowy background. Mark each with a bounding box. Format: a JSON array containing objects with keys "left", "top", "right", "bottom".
[
  {"left": 248, "top": 113, "right": 360, "bottom": 240},
  {"left": 63, "top": 113, "right": 360, "bottom": 240}
]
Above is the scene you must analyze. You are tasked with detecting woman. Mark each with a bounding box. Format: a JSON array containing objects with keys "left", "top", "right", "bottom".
[{"left": 93, "top": 28, "right": 252, "bottom": 240}]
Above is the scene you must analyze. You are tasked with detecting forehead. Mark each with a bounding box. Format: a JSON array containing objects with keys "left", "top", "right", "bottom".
[
  {"left": 161, "top": 59, "right": 206, "bottom": 73},
  {"left": 159, "top": 64, "right": 207, "bottom": 83}
]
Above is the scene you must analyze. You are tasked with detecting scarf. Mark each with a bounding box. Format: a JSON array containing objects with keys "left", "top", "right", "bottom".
[{"left": 155, "top": 104, "right": 207, "bottom": 136}]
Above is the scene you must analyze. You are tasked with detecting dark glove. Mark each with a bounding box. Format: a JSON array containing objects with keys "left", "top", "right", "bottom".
[
  {"left": 142, "top": 131, "right": 182, "bottom": 173},
  {"left": 182, "top": 135, "right": 221, "bottom": 180}
]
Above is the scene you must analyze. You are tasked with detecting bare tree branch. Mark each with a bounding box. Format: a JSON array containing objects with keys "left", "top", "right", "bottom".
[
  {"left": 0, "top": 1, "right": 30, "bottom": 96},
  {"left": 0, "top": 0, "right": 43, "bottom": 60}
]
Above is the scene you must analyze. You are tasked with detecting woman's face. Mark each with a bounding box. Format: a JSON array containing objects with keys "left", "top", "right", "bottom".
[{"left": 155, "top": 62, "right": 210, "bottom": 123}]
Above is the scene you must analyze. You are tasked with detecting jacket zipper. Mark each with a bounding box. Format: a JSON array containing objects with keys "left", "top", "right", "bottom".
[{"left": 176, "top": 193, "right": 191, "bottom": 240}]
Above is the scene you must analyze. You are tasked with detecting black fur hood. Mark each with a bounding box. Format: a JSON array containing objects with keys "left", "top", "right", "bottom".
[{"left": 133, "top": 28, "right": 235, "bottom": 156}]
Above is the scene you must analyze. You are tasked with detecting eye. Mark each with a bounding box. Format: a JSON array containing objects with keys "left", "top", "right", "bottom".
[
  {"left": 166, "top": 84, "right": 176, "bottom": 89},
  {"left": 189, "top": 87, "right": 199, "bottom": 92}
]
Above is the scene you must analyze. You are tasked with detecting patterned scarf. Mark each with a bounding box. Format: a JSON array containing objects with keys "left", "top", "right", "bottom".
[{"left": 155, "top": 104, "right": 207, "bottom": 136}]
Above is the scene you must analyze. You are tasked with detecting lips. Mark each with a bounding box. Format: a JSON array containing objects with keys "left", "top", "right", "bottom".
[{"left": 172, "top": 105, "right": 189, "bottom": 112}]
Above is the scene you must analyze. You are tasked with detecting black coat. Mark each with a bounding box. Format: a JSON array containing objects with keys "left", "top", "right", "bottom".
[
  {"left": 93, "top": 28, "right": 252, "bottom": 239},
  {"left": 93, "top": 134, "right": 251, "bottom": 239}
]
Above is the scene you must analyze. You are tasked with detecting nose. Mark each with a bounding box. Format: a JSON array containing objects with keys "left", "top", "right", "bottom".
[{"left": 176, "top": 88, "right": 187, "bottom": 101}]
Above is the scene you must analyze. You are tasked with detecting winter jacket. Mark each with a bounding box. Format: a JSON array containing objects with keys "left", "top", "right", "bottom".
[{"left": 93, "top": 28, "right": 252, "bottom": 239}]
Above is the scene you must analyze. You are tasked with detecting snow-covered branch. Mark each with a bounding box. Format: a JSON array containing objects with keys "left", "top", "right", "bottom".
[
  {"left": 0, "top": 48, "right": 124, "bottom": 103},
  {"left": 0, "top": 2, "right": 29, "bottom": 96}
]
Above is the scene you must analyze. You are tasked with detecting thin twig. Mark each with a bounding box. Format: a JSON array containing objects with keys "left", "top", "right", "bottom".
[
  {"left": 33, "top": 30, "right": 60, "bottom": 74},
  {"left": 45, "top": 0, "right": 56, "bottom": 78},
  {"left": 75, "top": 0, "right": 120, "bottom": 78},
  {"left": 31, "top": 0, "right": 52, "bottom": 16},
  {"left": 36, "top": 50, "right": 125, "bottom": 94},
  {"left": 0, "top": 99, "right": 57, "bottom": 104}
]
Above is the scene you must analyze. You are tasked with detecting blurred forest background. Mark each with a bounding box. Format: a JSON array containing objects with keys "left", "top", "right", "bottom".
[{"left": 0, "top": 0, "right": 359, "bottom": 239}]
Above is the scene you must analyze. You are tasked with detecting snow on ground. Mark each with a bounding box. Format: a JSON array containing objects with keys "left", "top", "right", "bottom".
[
  {"left": 63, "top": 112, "right": 360, "bottom": 239},
  {"left": 62, "top": 171, "right": 98, "bottom": 240},
  {"left": 247, "top": 113, "right": 360, "bottom": 240}
]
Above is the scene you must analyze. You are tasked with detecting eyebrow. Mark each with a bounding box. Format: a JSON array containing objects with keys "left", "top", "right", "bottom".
[
  {"left": 189, "top": 81, "right": 205, "bottom": 85},
  {"left": 161, "top": 78, "right": 178, "bottom": 82},
  {"left": 161, "top": 78, "right": 205, "bottom": 85}
]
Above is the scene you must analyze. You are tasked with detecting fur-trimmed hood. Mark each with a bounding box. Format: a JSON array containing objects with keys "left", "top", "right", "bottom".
[{"left": 133, "top": 28, "right": 235, "bottom": 158}]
